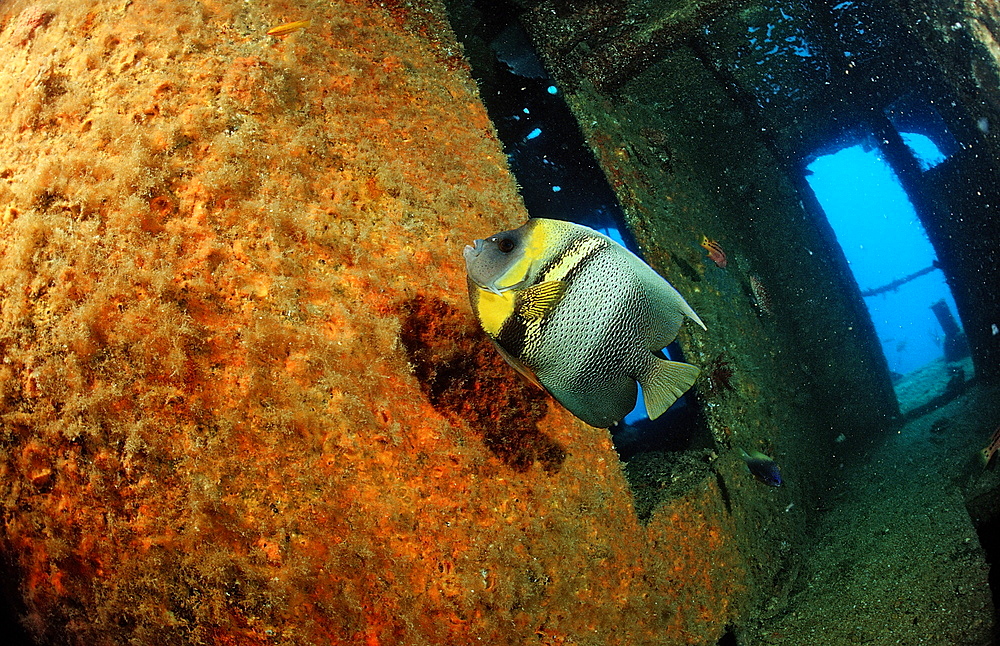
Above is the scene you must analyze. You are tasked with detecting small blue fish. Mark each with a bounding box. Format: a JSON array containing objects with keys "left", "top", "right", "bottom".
[{"left": 740, "top": 448, "right": 783, "bottom": 486}]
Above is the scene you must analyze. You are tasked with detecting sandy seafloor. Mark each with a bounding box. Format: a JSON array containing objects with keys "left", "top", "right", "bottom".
[{"left": 747, "top": 356, "right": 998, "bottom": 645}]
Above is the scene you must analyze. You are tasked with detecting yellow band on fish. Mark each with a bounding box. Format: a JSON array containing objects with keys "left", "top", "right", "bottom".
[{"left": 475, "top": 288, "right": 517, "bottom": 337}]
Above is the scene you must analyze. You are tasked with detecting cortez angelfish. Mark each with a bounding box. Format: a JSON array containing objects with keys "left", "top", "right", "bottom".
[{"left": 463, "top": 218, "right": 706, "bottom": 428}]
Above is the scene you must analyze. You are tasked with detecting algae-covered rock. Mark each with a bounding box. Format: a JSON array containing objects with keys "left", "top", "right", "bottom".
[{"left": 0, "top": 1, "right": 743, "bottom": 644}]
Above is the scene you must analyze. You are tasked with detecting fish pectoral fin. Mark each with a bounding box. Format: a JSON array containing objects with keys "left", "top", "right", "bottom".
[
  {"left": 492, "top": 340, "right": 543, "bottom": 389},
  {"left": 639, "top": 358, "right": 701, "bottom": 420},
  {"left": 515, "top": 280, "right": 567, "bottom": 319}
]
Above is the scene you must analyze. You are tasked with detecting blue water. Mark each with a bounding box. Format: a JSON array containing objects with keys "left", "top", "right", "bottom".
[{"left": 806, "top": 141, "right": 959, "bottom": 374}]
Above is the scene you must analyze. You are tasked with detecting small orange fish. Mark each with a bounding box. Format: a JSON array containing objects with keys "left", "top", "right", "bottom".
[
  {"left": 700, "top": 236, "right": 727, "bottom": 268},
  {"left": 267, "top": 19, "right": 311, "bottom": 36},
  {"left": 981, "top": 424, "right": 1000, "bottom": 466}
]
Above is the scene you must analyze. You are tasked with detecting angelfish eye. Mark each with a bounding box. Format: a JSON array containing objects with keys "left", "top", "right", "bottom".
[{"left": 497, "top": 237, "right": 516, "bottom": 253}]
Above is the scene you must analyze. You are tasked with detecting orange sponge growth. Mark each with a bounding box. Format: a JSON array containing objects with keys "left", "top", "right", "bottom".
[{"left": 0, "top": 1, "right": 744, "bottom": 644}]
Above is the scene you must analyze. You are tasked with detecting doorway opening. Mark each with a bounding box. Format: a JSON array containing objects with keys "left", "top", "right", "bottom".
[{"left": 805, "top": 137, "right": 970, "bottom": 415}]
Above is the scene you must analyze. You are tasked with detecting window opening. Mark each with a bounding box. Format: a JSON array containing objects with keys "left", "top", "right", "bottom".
[{"left": 884, "top": 94, "right": 959, "bottom": 171}]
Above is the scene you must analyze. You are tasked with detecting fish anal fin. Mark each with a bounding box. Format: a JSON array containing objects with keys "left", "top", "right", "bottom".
[
  {"left": 640, "top": 358, "right": 700, "bottom": 420},
  {"left": 516, "top": 280, "right": 567, "bottom": 319}
]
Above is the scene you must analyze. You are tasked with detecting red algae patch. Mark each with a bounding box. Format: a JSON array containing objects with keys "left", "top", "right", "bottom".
[
  {"left": 399, "top": 294, "right": 566, "bottom": 472},
  {"left": 0, "top": 1, "right": 744, "bottom": 644}
]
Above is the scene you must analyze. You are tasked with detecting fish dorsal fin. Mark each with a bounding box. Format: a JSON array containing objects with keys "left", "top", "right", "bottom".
[
  {"left": 515, "top": 280, "right": 567, "bottom": 319},
  {"left": 639, "top": 357, "right": 701, "bottom": 420},
  {"left": 621, "top": 251, "right": 706, "bottom": 342}
]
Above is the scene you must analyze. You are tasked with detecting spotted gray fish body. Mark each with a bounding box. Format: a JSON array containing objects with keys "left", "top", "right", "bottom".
[{"left": 463, "top": 218, "right": 705, "bottom": 428}]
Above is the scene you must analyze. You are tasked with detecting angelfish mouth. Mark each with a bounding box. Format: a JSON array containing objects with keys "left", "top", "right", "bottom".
[
  {"left": 463, "top": 239, "right": 505, "bottom": 295},
  {"left": 463, "top": 239, "right": 485, "bottom": 261}
]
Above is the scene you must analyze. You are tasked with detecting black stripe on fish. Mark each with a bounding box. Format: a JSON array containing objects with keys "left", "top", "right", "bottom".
[{"left": 496, "top": 304, "right": 531, "bottom": 358}]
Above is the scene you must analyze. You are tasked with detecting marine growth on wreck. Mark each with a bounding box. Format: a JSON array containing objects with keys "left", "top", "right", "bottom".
[{"left": 0, "top": 0, "right": 998, "bottom": 645}]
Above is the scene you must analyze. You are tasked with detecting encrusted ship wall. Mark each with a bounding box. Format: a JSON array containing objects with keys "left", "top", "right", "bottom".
[
  {"left": 2, "top": 0, "right": 998, "bottom": 644},
  {"left": 0, "top": 1, "right": 748, "bottom": 644}
]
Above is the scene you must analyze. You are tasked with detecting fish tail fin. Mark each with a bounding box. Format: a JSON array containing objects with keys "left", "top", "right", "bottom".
[{"left": 640, "top": 358, "right": 701, "bottom": 420}]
